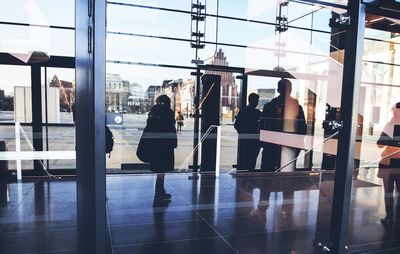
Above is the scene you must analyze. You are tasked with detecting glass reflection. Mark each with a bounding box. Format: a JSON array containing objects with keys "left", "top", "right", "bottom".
[{"left": 377, "top": 102, "right": 400, "bottom": 225}]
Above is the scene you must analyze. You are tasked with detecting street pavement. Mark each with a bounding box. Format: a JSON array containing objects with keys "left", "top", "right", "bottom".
[
  {"left": 1, "top": 111, "right": 382, "bottom": 172},
  {"left": 0, "top": 111, "right": 239, "bottom": 171}
]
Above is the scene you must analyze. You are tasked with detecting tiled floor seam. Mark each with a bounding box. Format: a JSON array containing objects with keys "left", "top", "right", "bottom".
[
  {"left": 165, "top": 179, "right": 240, "bottom": 254},
  {"left": 25, "top": 248, "right": 77, "bottom": 254},
  {"left": 106, "top": 201, "right": 115, "bottom": 254},
  {"left": 3, "top": 183, "right": 35, "bottom": 226},
  {"left": 0, "top": 226, "right": 78, "bottom": 235},
  {"left": 112, "top": 235, "right": 228, "bottom": 249}
]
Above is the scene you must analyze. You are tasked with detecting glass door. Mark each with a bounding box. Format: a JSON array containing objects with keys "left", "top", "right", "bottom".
[
  {"left": 41, "top": 67, "right": 76, "bottom": 171},
  {"left": 0, "top": 64, "right": 34, "bottom": 171},
  {"left": 347, "top": 14, "right": 400, "bottom": 253},
  {"left": 103, "top": 1, "right": 350, "bottom": 253}
]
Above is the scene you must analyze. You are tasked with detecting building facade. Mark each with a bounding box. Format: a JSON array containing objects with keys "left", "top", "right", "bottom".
[
  {"left": 49, "top": 75, "right": 75, "bottom": 111},
  {"left": 179, "top": 79, "right": 196, "bottom": 117},
  {"left": 205, "top": 49, "right": 239, "bottom": 122},
  {"left": 105, "top": 73, "right": 131, "bottom": 113},
  {"left": 146, "top": 85, "right": 161, "bottom": 109}
]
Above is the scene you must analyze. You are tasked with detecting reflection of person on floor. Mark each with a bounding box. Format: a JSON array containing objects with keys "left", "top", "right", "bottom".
[
  {"left": 261, "top": 78, "right": 306, "bottom": 172},
  {"left": 234, "top": 93, "right": 261, "bottom": 172},
  {"left": 147, "top": 95, "right": 177, "bottom": 207},
  {"left": 176, "top": 111, "right": 184, "bottom": 134},
  {"left": 249, "top": 182, "right": 295, "bottom": 225},
  {"left": 377, "top": 102, "right": 400, "bottom": 225},
  {"left": 250, "top": 184, "right": 270, "bottom": 221},
  {"left": 139, "top": 206, "right": 172, "bottom": 254}
]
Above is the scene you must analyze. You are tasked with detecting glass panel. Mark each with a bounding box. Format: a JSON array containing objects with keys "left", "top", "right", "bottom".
[
  {"left": 246, "top": 74, "right": 330, "bottom": 171},
  {"left": 0, "top": 2, "right": 76, "bottom": 253},
  {"left": 0, "top": 0, "right": 75, "bottom": 176},
  {"left": 43, "top": 126, "right": 76, "bottom": 170},
  {"left": 0, "top": 65, "right": 31, "bottom": 123},
  {"left": 312, "top": 7, "right": 335, "bottom": 32},
  {"left": 0, "top": 24, "right": 75, "bottom": 57},
  {"left": 105, "top": 64, "right": 195, "bottom": 171},
  {"left": 348, "top": 21, "right": 400, "bottom": 252},
  {"left": 218, "top": 0, "right": 277, "bottom": 22},
  {"left": 104, "top": 1, "right": 357, "bottom": 253},
  {"left": 203, "top": 69, "right": 240, "bottom": 170},
  {"left": 0, "top": 0, "right": 75, "bottom": 27},
  {"left": 106, "top": 34, "right": 194, "bottom": 65},
  {"left": 0, "top": 125, "right": 34, "bottom": 170},
  {"left": 107, "top": 4, "right": 191, "bottom": 39},
  {"left": 40, "top": 67, "right": 76, "bottom": 170},
  {"left": 42, "top": 67, "right": 75, "bottom": 124},
  {"left": 110, "top": 0, "right": 191, "bottom": 11}
]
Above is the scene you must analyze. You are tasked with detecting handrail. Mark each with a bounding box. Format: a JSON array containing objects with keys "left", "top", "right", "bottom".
[
  {"left": 273, "top": 130, "right": 340, "bottom": 188},
  {"left": 9, "top": 122, "right": 63, "bottom": 180},
  {"left": 274, "top": 131, "right": 340, "bottom": 173},
  {"left": 18, "top": 123, "right": 61, "bottom": 179},
  {"left": 357, "top": 147, "right": 400, "bottom": 170},
  {"left": 178, "top": 124, "right": 221, "bottom": 177}
]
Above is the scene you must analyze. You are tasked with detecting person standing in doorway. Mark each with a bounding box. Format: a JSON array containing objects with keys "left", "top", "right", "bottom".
[
  {"left": 261, "top": 79, "right": 306, "bottom": 172},
  {"left": 146, "top": 95, "right": 178, "bottom": 207},
  {"left": 377, "top": 102, "right": 400, "bottom": 225},
  {"left": 176, "top": 111, "right": 184, "bottom": 134},
  {"left": 234, "top": 93, "right": 262, "bottom": 172}
]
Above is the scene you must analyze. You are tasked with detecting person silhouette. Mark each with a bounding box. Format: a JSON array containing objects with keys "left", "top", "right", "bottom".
[
  {"left": 377, "top": 102, "right": 400, "bottom": 225},
  {"left": 249, "top": 183, "right": 270, "bottom": 222},
  {"left": 234, "top": 93, "right": 261, "bottom": 172},
  {"left": 261, "top": 79, "right": 306, "bottom": 172},
  {"left": 71, "top": 102, "right": 76, "bottom": 124},
  {"left": 146, "top": 95, "right": 177, "bottom": 207},
  {"left": 176, "top": 111, "right": 184, "bottom": 134}
]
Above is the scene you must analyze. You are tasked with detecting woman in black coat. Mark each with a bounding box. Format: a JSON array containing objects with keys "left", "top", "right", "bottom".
[{"left": 146, "top": 95, "right": 177, "bottom": 206}]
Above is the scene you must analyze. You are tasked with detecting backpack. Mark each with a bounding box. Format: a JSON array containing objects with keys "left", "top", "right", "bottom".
[
  {"left": 136, "top": 125, "right": 153, "bottom": 163},
  {"left": 105, "top": 125, "right": 114, "bottom": 157}
]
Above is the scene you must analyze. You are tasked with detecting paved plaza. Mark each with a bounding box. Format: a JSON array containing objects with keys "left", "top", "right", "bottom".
[
  {"left": 0, "top": 111, "right": 240, "bottom": 171},
  {"left": 0, "top": 111, "right": 382, "bottom": 173}
]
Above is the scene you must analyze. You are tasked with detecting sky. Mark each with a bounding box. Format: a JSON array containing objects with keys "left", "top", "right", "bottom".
[
  {"left": 0, "top": 0, "right": 395, "bottom": 98},
  {"left": 104, "top": 0, "right": 336, "bottom": 89}
]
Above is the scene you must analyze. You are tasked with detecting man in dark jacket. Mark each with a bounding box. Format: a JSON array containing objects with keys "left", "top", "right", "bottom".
[
  {"left": 260, "top": 79, "right": 306, "bottom": 172},
  {"left": 234, "top": 93, "right": 261, "bottom": 172}
]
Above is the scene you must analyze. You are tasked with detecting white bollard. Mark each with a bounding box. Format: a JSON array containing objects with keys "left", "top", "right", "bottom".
[
  {"left": 15, "top": 122, "right": 22, "bottom": 181},
  {"left": 215, "top": 125, "right": 221, "bottom": 178},
  {"left": 198, "top": 118, "right": 202, "bottom": 166}
]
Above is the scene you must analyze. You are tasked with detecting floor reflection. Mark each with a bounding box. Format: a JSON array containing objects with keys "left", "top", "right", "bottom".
[{"left": 0, "top": 172, "right": 400, "bottom": 253}]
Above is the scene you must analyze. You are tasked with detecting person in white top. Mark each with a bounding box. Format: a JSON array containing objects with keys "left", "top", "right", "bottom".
[{"left": 377, "top": 102, "right": 400, "bottom": 225}]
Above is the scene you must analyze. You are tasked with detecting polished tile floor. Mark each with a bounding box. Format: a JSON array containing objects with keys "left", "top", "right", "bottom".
[{"left": 1, "top": 171, "right": 400, "bottom": 254}]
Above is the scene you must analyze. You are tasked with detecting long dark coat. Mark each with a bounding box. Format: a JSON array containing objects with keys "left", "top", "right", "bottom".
[
  {"left": 146, "top": 105, "right": 177, "bottom": 173},
  {"left": 260, "top": 96, "right": 306, "bottom": 171},
  {"left": 234, "top": 105, "right": 261, "bottom": 171}
]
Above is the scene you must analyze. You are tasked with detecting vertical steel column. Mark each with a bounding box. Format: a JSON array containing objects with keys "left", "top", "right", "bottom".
[
  {"left": 240, "top": 74, "right": 248, "bottom": 110},
  {"left": 192, "top": 67, "right": 201, "bottom": 172},
  {"left": 44, "top": 68, "right": 50, "bottom": 170},
  {"left": 31, "top": 64, "right": 43, "bottom": 172},
  {"left": 76, "top": 0, "right": 107, "bottom": 253},
  {"left": 236, "top": 74, "right": 248, "bottom": 169},
  {"left": 328, "top": 1, "right": 365, "bottom": 253}
]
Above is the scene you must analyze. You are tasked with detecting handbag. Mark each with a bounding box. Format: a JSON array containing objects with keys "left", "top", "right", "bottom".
[{"left": 136, "top": 125, "right": 153, "bottom": 163}]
